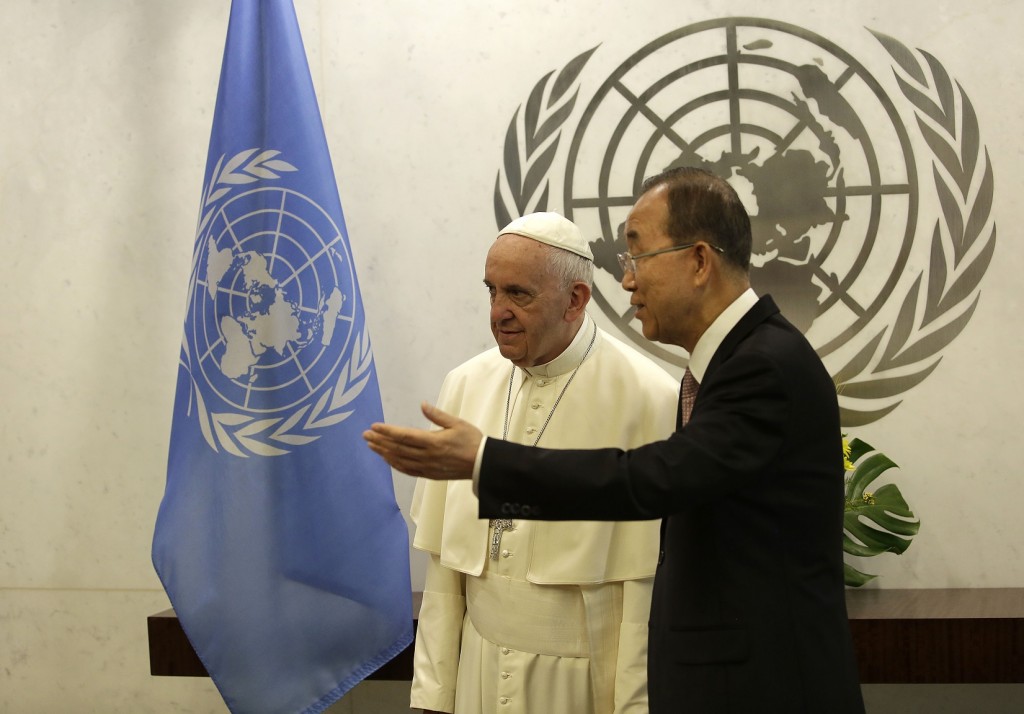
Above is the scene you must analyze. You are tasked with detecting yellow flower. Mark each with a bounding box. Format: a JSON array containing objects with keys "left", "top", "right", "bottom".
[{"left": 842, "top": 436, "right": 854, "bottom": 471}]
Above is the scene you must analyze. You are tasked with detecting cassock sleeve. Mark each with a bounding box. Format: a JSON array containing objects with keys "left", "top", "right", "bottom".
[
  {"left": 614, "top": 577, "right": 652, "bottom": 713},
  {"left": 409, "top": 553, "right": 466, "bottom": 713}
]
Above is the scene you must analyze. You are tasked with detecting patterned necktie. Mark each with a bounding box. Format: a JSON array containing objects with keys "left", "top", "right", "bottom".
[{"left": 681, "top": 367, "right": 699, "bottom": 426}]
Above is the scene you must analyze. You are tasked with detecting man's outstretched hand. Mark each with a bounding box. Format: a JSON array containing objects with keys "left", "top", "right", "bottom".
[{"left": 363, "top": 402, "right": 481, "bottom": 480}]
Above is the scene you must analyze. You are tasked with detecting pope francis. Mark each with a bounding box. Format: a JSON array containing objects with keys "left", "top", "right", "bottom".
[{"left": 409, "top": 212, "right": 679, "bottom": 714}]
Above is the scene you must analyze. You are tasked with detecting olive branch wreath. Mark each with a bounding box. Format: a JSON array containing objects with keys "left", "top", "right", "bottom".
[
  {"left": 492, "top": 47, "right": 597, "bottom": 227},
  {"left": 492, "top": 36, "right": 995, "bottom": 429},
  {"left": 180, "top": 148, "right": 375, "bottom": 457},
  {"left": 835, "top": 31, "right": 997, "bottom": 426}
]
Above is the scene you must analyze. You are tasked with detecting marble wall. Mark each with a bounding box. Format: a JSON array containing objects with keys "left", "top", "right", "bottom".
[{"left": 1, "top": 0, "right": 1022, "bottom": 711}]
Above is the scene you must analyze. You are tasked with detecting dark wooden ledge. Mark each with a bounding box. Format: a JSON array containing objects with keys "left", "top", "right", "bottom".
[
  {"left": 150, "top": 588, "right": 1024, "bottom": 683},
  {"left": 147, "top": 593, "right": 422, "bottom": 680},
  {"left": 844, "top": 587, "right": 1024, "bottom": 683}
]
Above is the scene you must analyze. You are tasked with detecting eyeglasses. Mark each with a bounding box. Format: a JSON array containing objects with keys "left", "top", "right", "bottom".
[{"left": 616, "top": 242, "right": 724, "bottom": 275}]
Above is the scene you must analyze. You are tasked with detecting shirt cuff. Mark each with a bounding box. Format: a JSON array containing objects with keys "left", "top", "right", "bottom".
[{"left": 472, "top": 436, "right": 487, "bottom": 496}]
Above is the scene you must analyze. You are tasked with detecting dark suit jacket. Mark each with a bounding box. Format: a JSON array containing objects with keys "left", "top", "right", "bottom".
[{"left": 478, "top": 296, "right": 864, "bottom": 714}]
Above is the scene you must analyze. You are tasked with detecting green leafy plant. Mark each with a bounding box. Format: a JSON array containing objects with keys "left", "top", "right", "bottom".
[{"left": 842, "top": 437, "right": 920, "bottom": 587}]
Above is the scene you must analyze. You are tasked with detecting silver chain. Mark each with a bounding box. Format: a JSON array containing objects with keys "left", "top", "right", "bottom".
[{"left": 490, "top": 322, "right": 597, "bottom": 560}]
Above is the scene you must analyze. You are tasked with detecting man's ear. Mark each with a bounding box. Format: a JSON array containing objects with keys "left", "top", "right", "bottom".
[
  {"left": 693, "top": 242, "right": 718, "bottom": 286},
  {"left": 565, "top": 281, "right": 592, "bottom": 321}
]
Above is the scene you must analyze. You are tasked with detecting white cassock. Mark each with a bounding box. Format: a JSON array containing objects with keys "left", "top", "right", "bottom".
[{"left": 410, "top": 315, "right": 680, "bottom": 714}]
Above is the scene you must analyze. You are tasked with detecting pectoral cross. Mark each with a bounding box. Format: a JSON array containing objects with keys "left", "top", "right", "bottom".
[{"left": 489, "top": 518, "right": 514, "bottom": 560}]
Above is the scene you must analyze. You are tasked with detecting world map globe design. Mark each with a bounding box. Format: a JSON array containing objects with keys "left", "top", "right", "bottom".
[
  {"left": 186, "top": 187, "right": 356, "bottom": 414},
  {"left": 563, "top": 18, "right": 917, "bottom": 367}
]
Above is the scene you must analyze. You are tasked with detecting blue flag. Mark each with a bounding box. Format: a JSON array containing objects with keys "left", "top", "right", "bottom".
[{"left": 152, "top": 2, "right": 413, "bottom": 712}]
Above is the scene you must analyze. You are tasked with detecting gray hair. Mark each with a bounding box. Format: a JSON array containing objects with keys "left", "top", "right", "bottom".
[{"left": 544, "top": 243, "right": 594, "bottom": 289}]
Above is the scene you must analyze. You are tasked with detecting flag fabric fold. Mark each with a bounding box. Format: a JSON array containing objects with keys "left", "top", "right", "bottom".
[{"left": 152, "top": 2, "right": 413, "bottom": 712}]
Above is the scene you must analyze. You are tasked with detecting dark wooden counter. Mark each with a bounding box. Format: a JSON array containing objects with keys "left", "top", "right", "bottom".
[{"left": 150, "top": 588, "right": 1024, "bottom": 683}]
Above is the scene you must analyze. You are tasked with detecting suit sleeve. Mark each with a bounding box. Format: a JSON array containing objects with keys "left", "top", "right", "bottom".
[
  {"left": 478, "top": 349, "right": 790, "bottom": 521},
  {"left": 409, "top": 553, "right": 465, "bottom": 713}
]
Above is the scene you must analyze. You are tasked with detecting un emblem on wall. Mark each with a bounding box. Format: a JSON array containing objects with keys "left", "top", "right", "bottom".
[
  {"left": 181, "top": 149, "right": 374, "bottom": 456},
  {"left": 493, "top": 18, "right": 996, "bottom": 426}
]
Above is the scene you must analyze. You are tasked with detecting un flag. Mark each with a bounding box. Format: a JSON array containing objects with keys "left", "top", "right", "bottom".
[{"left": 152, "top": 2, "right": 414, "bottom": 712}]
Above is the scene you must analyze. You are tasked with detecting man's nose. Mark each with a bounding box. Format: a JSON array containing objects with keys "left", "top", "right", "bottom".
[
  {"left": 620, "top": 269, "right": 637, "bottom": 291},
  {"left": 490, "top": 297, "right": 514, "bottom": 321}
]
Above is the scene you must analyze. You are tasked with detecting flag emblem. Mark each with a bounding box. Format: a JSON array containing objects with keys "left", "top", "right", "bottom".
[{"left": 183, "top": 149, "right": 373, "bottom": 457}]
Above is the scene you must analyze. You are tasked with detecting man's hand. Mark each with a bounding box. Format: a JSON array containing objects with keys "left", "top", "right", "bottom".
[{"left": 363, "top": 402, "right": 481, "bottom": 480}]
